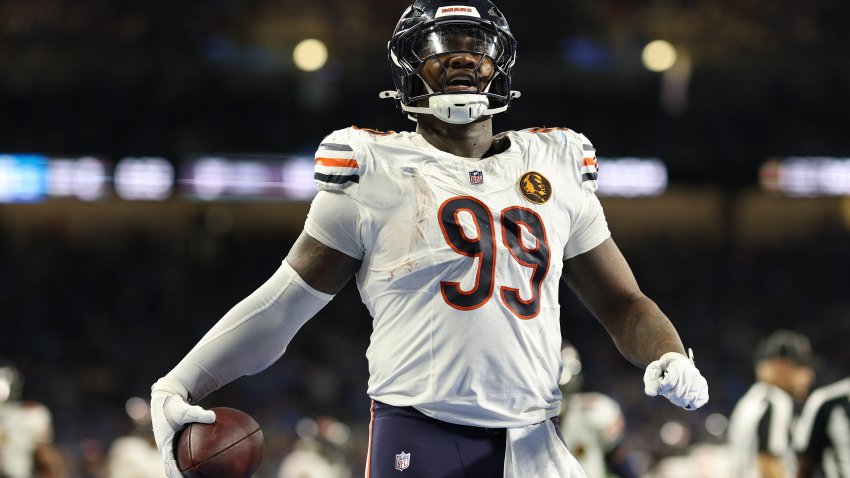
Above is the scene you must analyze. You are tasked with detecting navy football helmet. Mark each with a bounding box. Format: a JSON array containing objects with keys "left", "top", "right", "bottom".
[{"left": 380, "top": 0, "right": 520, "bottom": 123}]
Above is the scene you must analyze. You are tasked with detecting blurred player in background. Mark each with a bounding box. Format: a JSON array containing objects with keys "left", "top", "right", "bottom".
[
  {"left": 0, "top": 358, "right": 68, "bottom": 478},
  {"left": 558, "top": 342, "right": 639, "bottom": 478},
  {"left": 104, "top": 397, "right": 164, "bottom": 478},
  {"left": 728, "top": 330, "right": 815, "bottom": 478},
  {"left": 794, "top": 374, "right": 850, "bottom": 478},
  {"left": 150, "top": 1, "right": 709, "bottom": 477},
  {"left": 277, "top": 416, "right": 351, "bottom": 478}
]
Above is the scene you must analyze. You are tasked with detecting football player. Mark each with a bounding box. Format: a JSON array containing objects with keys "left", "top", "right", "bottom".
[
  {"left": 104, "top": 398, "right": 164, "bottom": 478},
  {"left": 150, "top": 1, "right": 709, "bottom": 477},
  {"left": 558, "top": 343, "right": 639, "bottom": 478},
  {"left": 0, "top": 358, "right": 68, "bottom": 478}
]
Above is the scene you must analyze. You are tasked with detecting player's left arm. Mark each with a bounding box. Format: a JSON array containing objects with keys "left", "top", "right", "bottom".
[
  {"left": 562, "top": 237, "right": 684, "bottom": 365},
  {"left": 562, "top": 238, "right": 708, "bottom": 410}
]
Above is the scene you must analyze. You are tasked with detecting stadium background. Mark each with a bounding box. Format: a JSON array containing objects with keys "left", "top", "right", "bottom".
[{"left": 1, "top": 0, "right": 849, "bottom": 476}]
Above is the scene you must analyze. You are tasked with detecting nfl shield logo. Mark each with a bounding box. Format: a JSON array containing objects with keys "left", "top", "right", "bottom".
[
  {"left": 395, "top": 451, "right": 411, "bottom": 471},
  {"left": 469, "top": 170, "right": 484, "bottom": 185}
]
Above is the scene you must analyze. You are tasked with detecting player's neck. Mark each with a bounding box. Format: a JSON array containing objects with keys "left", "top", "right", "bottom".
[{"left": 416, "top": 116, "right": 496, "bottom": 159}]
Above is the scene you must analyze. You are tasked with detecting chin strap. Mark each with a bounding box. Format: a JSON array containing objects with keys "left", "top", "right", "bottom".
[{"left": 379, "top": 90, "right": 521, "bottom": 124}]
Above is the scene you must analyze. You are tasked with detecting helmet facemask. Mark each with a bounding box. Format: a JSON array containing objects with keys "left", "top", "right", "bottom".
[
  {"left": 409, "top": 25, "right": 509, "bottom": 99},
  {"left": 383, "top": 3, "right": 520, "bottom": 124}
]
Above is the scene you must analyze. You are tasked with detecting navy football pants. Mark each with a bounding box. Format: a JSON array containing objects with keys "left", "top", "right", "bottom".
[{"left": 366, "top": 401, "right": 562, "bottom": 478}]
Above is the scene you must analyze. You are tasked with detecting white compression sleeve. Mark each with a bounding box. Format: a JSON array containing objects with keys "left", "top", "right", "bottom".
[{"left": 164, "top": 260, "right": 333, "bottom": 402}]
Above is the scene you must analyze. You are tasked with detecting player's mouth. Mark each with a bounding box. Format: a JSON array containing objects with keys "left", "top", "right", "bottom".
[{"left": 445, "top": 74, "right": 479, "bottom": 92}]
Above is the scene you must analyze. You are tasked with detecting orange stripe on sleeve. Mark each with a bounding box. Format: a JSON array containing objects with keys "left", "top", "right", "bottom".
[
  {"left": 582, "top": 157, "right": 597, "bottom": 167},
  {"left": 316, "top": 157, "right": 359, "bottom": 168}
]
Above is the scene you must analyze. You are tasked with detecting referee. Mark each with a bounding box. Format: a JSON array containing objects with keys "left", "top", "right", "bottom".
[
  {"left": 728, "top": 330, "right": 816, "bottom": 478},
  {"left": 795, "top": 376, "right": 850, "bottom": 478}
]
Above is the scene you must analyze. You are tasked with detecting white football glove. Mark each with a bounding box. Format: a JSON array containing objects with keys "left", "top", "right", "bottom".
[
  {"left": 150, "top": 377, "right": 216, "bottom": 478},
  {"left": 643, "top": 349, "right": 709, "bottom": 411}
]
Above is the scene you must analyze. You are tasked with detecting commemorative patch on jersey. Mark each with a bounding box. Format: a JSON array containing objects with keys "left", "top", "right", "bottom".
[
  {"left": 518, "top": 171, "right": 552, "bottom": 204},
  {"left": 469, "top": 170, "right": 484, "bottom": 185}
]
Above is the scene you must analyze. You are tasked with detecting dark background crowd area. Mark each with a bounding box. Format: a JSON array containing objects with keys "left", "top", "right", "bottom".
[
  {"left": 1, "top": 0, "right": 849, "bottom": 183},
  {"left": 2, "top": 0, "right": 850, "bottom": 475}
]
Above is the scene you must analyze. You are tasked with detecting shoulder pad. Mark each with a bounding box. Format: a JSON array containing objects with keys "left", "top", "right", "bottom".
[
  {"left": 313, "top": 127, "right": 366, "bottom": 192},
  {"left": 313, "top": 126, "right": 397, "bottom": 193},
  {"left": 523, "top": 127, "right": 600, "bottom": 194},
  {"left": 522, "top": 126, "right": 573, "bottom": 145}
]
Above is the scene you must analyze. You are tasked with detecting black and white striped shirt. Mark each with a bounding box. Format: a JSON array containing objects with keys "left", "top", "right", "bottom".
[
  {"left": 795, "top": 377, "right": 850, "bottom": 478},
  {"left": 728, "top": 381, "right": 797, "bottom": 478}
]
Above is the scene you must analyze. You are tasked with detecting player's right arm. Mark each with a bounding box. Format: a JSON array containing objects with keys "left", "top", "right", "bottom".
[
  {"left": 151, "top": 128, "right": 367, "bottom": 477},
  {"left": 150, "top": 234, "right": 360, "bottom": 477},
  {"left": 150, "top": 230, "right": 361, "bottom": 478}
]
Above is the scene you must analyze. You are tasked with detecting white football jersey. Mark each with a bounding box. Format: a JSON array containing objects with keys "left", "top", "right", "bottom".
[
  {"left": 105, "top": 435, "right": 165, "bottom": 478},
  {"left": 306, "top": 126, "right": 610, "bottom": 428},
  {"left": 559, "top": 392, "right": 625, "bottom": 478},
  {"left": 0, "top": 401, "right": 54, "bottom": 478}
]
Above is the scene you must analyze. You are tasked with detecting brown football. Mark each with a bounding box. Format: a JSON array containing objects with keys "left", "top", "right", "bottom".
[{"left": 175, "top": 407, "right": 264, "bottom": 478}]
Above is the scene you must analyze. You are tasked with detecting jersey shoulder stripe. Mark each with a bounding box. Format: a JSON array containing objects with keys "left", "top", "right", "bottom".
[
  {"left": 313, "top": 126, "right": 399, "bottom": 193},
  {"left": 576, "top": 133, "right": 599, "bottom": 186}
]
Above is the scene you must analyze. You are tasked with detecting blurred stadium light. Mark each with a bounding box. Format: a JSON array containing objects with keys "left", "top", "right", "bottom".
[
  {"left": 180, "top": 154, "right": 316, "bottom": 201},
  {"left": 597, "top": 157, "right": 668, "bottom": 197},
  {"left": 47, "top": 157, "right": 109, "bottom": 201},
  {"left": 760, "top": 157, "right": 850, "bottom": 197},
  {"left": 114, "top": 157, "right": 174, "bottom": 201},
  {"left": 293, "top": 38, "right": 329, "bottom": 72},
  {"left": 642, "top": 40, "right": 677, "bottom": 73},
  {"left": 9, "top": 152, "right": 850, "bottom": 203},
  {"left": 0, "top": 154, "right": 47, "bottom": 203}
]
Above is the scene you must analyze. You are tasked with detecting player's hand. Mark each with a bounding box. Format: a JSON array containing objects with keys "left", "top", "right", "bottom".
[
  {"left": 643, "top": 349, "right": 709, "bottom": 411},
  {"left": 150, "top": 377, "right": 216, "bottom": 478}
]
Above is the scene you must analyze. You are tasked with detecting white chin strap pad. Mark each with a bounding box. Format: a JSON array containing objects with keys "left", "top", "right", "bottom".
[
  {"left": 397, "top": 93, "right": 508, "bottom": 124},
  {"left": 382, "top": 90, "right": 518, "bottom": 124},
  {"left": 428, "top": 94, "right": 490, "bottom": 124}
]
